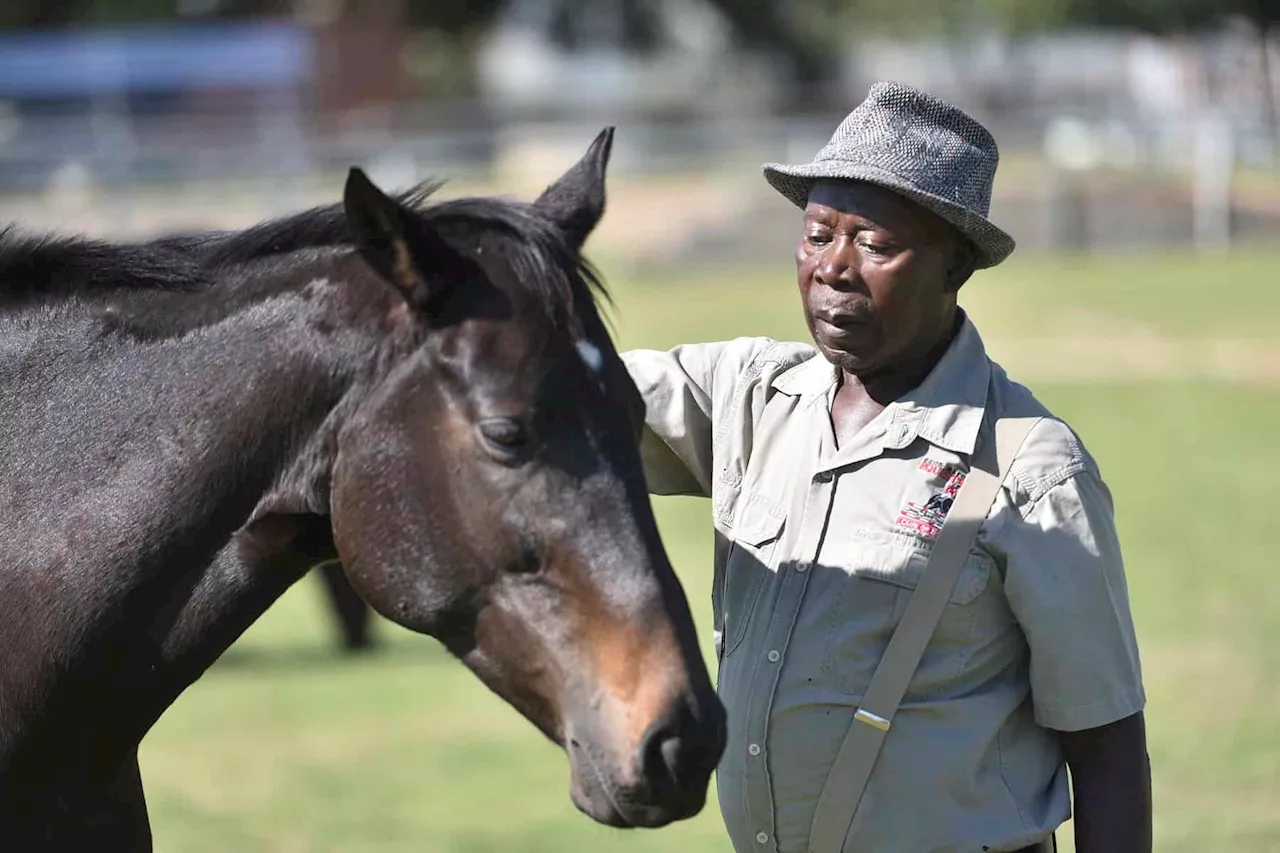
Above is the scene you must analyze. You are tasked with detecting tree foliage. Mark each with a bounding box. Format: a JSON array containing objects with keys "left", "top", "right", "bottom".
[{"left": 0, "top": 0, "right": 1273, "bottom": 87}]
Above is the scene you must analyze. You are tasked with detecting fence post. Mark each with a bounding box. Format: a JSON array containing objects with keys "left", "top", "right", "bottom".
[{"left": 1191, "top": 112, "right": 1234, "bottom": 254}]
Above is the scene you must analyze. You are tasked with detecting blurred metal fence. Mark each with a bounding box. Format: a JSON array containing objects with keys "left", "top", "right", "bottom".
[{"left": 0, "top": 19, "right": 1276, "bottom": 265}]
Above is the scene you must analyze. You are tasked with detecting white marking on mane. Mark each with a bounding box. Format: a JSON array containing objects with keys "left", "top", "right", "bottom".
[{"left": 576, "top": 340, "right": 604, "bottom": 375}]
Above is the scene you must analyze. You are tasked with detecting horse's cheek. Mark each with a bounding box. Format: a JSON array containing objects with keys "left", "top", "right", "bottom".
[
  {"left": 328, "top": 444, "right": 453, "bottom": 634},
  {"left": 329, "top": 451, "right": 400, "bottom": 613}
]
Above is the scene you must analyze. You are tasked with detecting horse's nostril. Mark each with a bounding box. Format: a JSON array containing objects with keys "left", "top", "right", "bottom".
[
  {"left": 641, "top": 727, "right": 685, "bottom": 786},
  {"left": 639, "top": 703, "right": 721, "bottom": 792},
  {"left": 659, "top": 734, "right": 686, "bottom": 782},
  {"left": 639, "top": 724, "right": 674, "bottom": 785}
]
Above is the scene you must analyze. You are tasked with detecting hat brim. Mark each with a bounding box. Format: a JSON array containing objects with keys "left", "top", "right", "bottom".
[{"left": 762, "top": 160, "right": 1016, "bottom": 269}]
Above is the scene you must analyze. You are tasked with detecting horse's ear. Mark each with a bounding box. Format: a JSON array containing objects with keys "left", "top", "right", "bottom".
[
  {"left": 532, "top": 126, "right": 613, "bottom": 248},
  {"left": 343, "top": 168, "right": 441, "bottom": 311}
]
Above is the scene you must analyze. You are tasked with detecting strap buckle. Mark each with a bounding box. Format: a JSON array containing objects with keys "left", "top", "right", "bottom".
[{"left": 854, "top": 708, "right": 891, "bottom": 732}]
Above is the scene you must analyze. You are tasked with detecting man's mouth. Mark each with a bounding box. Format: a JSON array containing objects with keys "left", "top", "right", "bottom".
[{"left": 816, "top": 311, "right": 872, "bottom": 337}]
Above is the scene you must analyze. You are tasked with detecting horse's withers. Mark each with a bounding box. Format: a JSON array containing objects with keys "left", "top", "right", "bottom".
[{"left": 330, "top": 131, "right": 726, "bottom": 827}]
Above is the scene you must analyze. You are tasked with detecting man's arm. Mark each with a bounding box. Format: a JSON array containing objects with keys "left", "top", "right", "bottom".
[
  {"left": 621, "top": 338, "right": 774, "bottom": 496},
  {"left": 1059, "top": 711, "right": 1152, "bottom": 853},
  {"left": 997, "top": 450, "right": 1149, "bottom": 852}
]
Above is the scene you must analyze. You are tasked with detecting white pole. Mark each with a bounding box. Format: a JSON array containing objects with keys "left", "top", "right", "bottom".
[{"left": 1191, "top": 111, "right": 1233, "bottom": 254}]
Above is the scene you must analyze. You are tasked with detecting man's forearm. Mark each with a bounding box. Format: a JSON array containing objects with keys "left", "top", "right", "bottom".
[{"left": 1059, "top": 712, "right": 1152, "bottom": 853}]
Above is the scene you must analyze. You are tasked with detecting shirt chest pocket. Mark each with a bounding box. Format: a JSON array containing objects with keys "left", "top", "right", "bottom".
[
  {"left": 714, "top": 492, "right": 786, "bottom": 661},
  {"left": 818, "top": 533, "right": 1000, "bottom": 698}
]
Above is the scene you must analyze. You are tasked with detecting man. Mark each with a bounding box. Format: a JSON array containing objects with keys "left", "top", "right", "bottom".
[{"left": 622, "top": 82, "right": 1150, "bottom": 852}]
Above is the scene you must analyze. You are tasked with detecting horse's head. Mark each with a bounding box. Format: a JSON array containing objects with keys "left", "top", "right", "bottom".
[{"left": 329, "top": 130, "right": 725, "bottom": 828}]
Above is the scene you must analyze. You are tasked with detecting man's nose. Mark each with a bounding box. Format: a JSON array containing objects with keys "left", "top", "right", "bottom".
[{"left": 814, "top": 238, "right": 857, "bottom": 289}]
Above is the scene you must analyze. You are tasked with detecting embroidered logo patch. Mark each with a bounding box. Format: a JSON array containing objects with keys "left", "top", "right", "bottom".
[
  {"left": 917, "top": 457, "right": 953, "bottom": 477},
  {"left": 896, "top": 464, "right": 966, "bottom": 539}
]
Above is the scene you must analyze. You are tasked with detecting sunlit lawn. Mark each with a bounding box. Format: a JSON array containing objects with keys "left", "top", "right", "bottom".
[{"left": 143, "top": 250, "right": 1280, "bottom": 852}]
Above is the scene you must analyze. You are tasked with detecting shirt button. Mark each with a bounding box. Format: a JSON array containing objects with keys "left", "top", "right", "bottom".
[
  {"left": 748, "top": 742, "right": 761, "bottom": 756},
  {"left": 756, "top": 832, "right": 770, "bottom": 844},
  {"left": 796, "top": 563, "right": 809, "bottom": 573},
  {"left": 767, "top": 650, "right": 780, "bottom": 662}
]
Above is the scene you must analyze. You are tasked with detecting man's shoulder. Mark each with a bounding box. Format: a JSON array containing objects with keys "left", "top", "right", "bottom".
[
  {"left": 720, "top": 339, "right": 833, "bottom": 408},
  {"left": 987, "top": 360, "right": 1101, "bottom": 505},
  {"left": 620, "top": 338, "right": 821, "bottom": 409},
  {"left": 713, "top": 337, "right": 819, "bottom": 371},
  {"left": 621, "top": 337, "right": 816, "bottom": 368},
  {"left": 676, "top": 337, "right": 821, "bottom": 389}
]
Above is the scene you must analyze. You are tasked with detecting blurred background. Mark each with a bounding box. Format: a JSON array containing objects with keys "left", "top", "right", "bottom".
[{"left": 1, "top": 1, "right": 1275, "bottom": 851}]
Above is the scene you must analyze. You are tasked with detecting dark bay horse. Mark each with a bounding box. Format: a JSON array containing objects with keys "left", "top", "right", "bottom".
[{"left": 0, "top": 130, "right": 726, "bottom": 850}]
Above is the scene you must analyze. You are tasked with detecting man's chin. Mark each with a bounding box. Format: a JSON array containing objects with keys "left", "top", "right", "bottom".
[{"left": 816, "top": 341, "right": 877, "bottom": 376}]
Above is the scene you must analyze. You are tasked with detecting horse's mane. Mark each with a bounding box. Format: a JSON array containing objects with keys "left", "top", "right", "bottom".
[
  {"left": 0, "top": 227, "right": 209, "bottom": 303},
  {"left": 172, "top": 183, "right": 609, "bottom": 319},
  {"left": 149, "top": 184, "right": 443, "bottom": 271},
  {"left": 0, "top": 183, "right": 606, "bottom": 325}
]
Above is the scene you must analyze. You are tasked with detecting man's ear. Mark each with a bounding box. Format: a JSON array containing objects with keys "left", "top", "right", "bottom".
[
  {"left": 945, "top": 235, "right": 977, "bottom": 293},
  {"left": 343, "top": 167, "right": 443, "bottom": 311},
  {"left": 532, "top": 127, "right": 613, "bottom": 248}
]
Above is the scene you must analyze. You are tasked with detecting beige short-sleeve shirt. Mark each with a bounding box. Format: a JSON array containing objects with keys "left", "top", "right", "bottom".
[{"left": 622, "top": 317, "right": 1145, "bottom": 853}]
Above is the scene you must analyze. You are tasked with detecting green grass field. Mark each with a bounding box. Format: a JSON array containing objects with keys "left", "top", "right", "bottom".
[{"left": 141, "top": 250, "right": 1280, "bottom": 852}]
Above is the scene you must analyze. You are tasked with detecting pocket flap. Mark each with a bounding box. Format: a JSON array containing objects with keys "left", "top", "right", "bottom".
[
  {"left": 847, "top": 534, "right": 993, "bottom": 605},
  {"left": 733, "top": 492, "right": 786, "bottom": 548}
]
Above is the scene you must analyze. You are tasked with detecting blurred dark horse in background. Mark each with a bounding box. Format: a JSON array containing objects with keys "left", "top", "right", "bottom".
[
  {"left": 0, "top": 130, "right": 725, "bottom": 850},
  {"left": 316, "top": 558, "right": 376, "bottom": 650}
]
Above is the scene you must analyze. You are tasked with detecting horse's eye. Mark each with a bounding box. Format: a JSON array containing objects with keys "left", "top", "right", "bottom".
[{"left": 477, "top": 418, "right": 530, "bottom": 457}]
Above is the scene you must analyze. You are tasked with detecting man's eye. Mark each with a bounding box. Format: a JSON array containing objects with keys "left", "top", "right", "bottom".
[
  {"left": 806, "top": 233, "right": 832, "bottom": 246},
  {"left": 860, "top": 241, "right": 892, "bottom": 256}
]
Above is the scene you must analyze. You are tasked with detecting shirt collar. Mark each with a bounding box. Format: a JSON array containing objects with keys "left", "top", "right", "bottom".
[
  {"left": 771, "top": 350, "right": 840, "bottom": 396},
  {"left": 771, "top": 312, "right": 991, "bottom": 457},
  {"left": 894, "top": 313, "right": 991, "bottom": 456}
]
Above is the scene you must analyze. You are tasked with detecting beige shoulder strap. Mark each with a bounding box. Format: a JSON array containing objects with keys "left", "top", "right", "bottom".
[{"left": 807, "top": 416, "right": 1040, "bottom": 853}]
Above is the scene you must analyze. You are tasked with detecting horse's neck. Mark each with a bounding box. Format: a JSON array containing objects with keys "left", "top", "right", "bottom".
[
  {"left": 129, "top": 278, "right": 403, "bottom": 735},
  {"left": 0, "top": 276, "right": 394, "bottom": 740},
  {"left": 98, "top": 277, "right": 383, "bottom": 592}
]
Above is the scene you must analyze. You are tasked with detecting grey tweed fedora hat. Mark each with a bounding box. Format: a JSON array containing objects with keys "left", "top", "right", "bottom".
[{"left": 763, "top": 81, "right": 1016, "bottom": 268}]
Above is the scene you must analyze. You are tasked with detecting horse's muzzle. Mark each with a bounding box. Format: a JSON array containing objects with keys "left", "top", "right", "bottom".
[{"left": 566, "top": 693, "right": 727, "bottom": 828}]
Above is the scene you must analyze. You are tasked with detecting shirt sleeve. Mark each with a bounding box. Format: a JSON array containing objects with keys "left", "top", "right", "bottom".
[
  {"left": 621, "top": 339, "right": 769, "bottom": 498},
  {"left": 1000, "top": 469, "right": 1146, "bottom": 732}
]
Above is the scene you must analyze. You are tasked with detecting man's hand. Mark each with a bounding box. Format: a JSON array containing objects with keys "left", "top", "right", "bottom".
[{"left": 1058, "top": 711, "right": 1152, "bottom": 853}]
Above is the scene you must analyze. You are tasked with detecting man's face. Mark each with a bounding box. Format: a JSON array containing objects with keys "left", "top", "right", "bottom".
[{"left": 797, "top": 179, "right": 963, "bottom": 376}]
